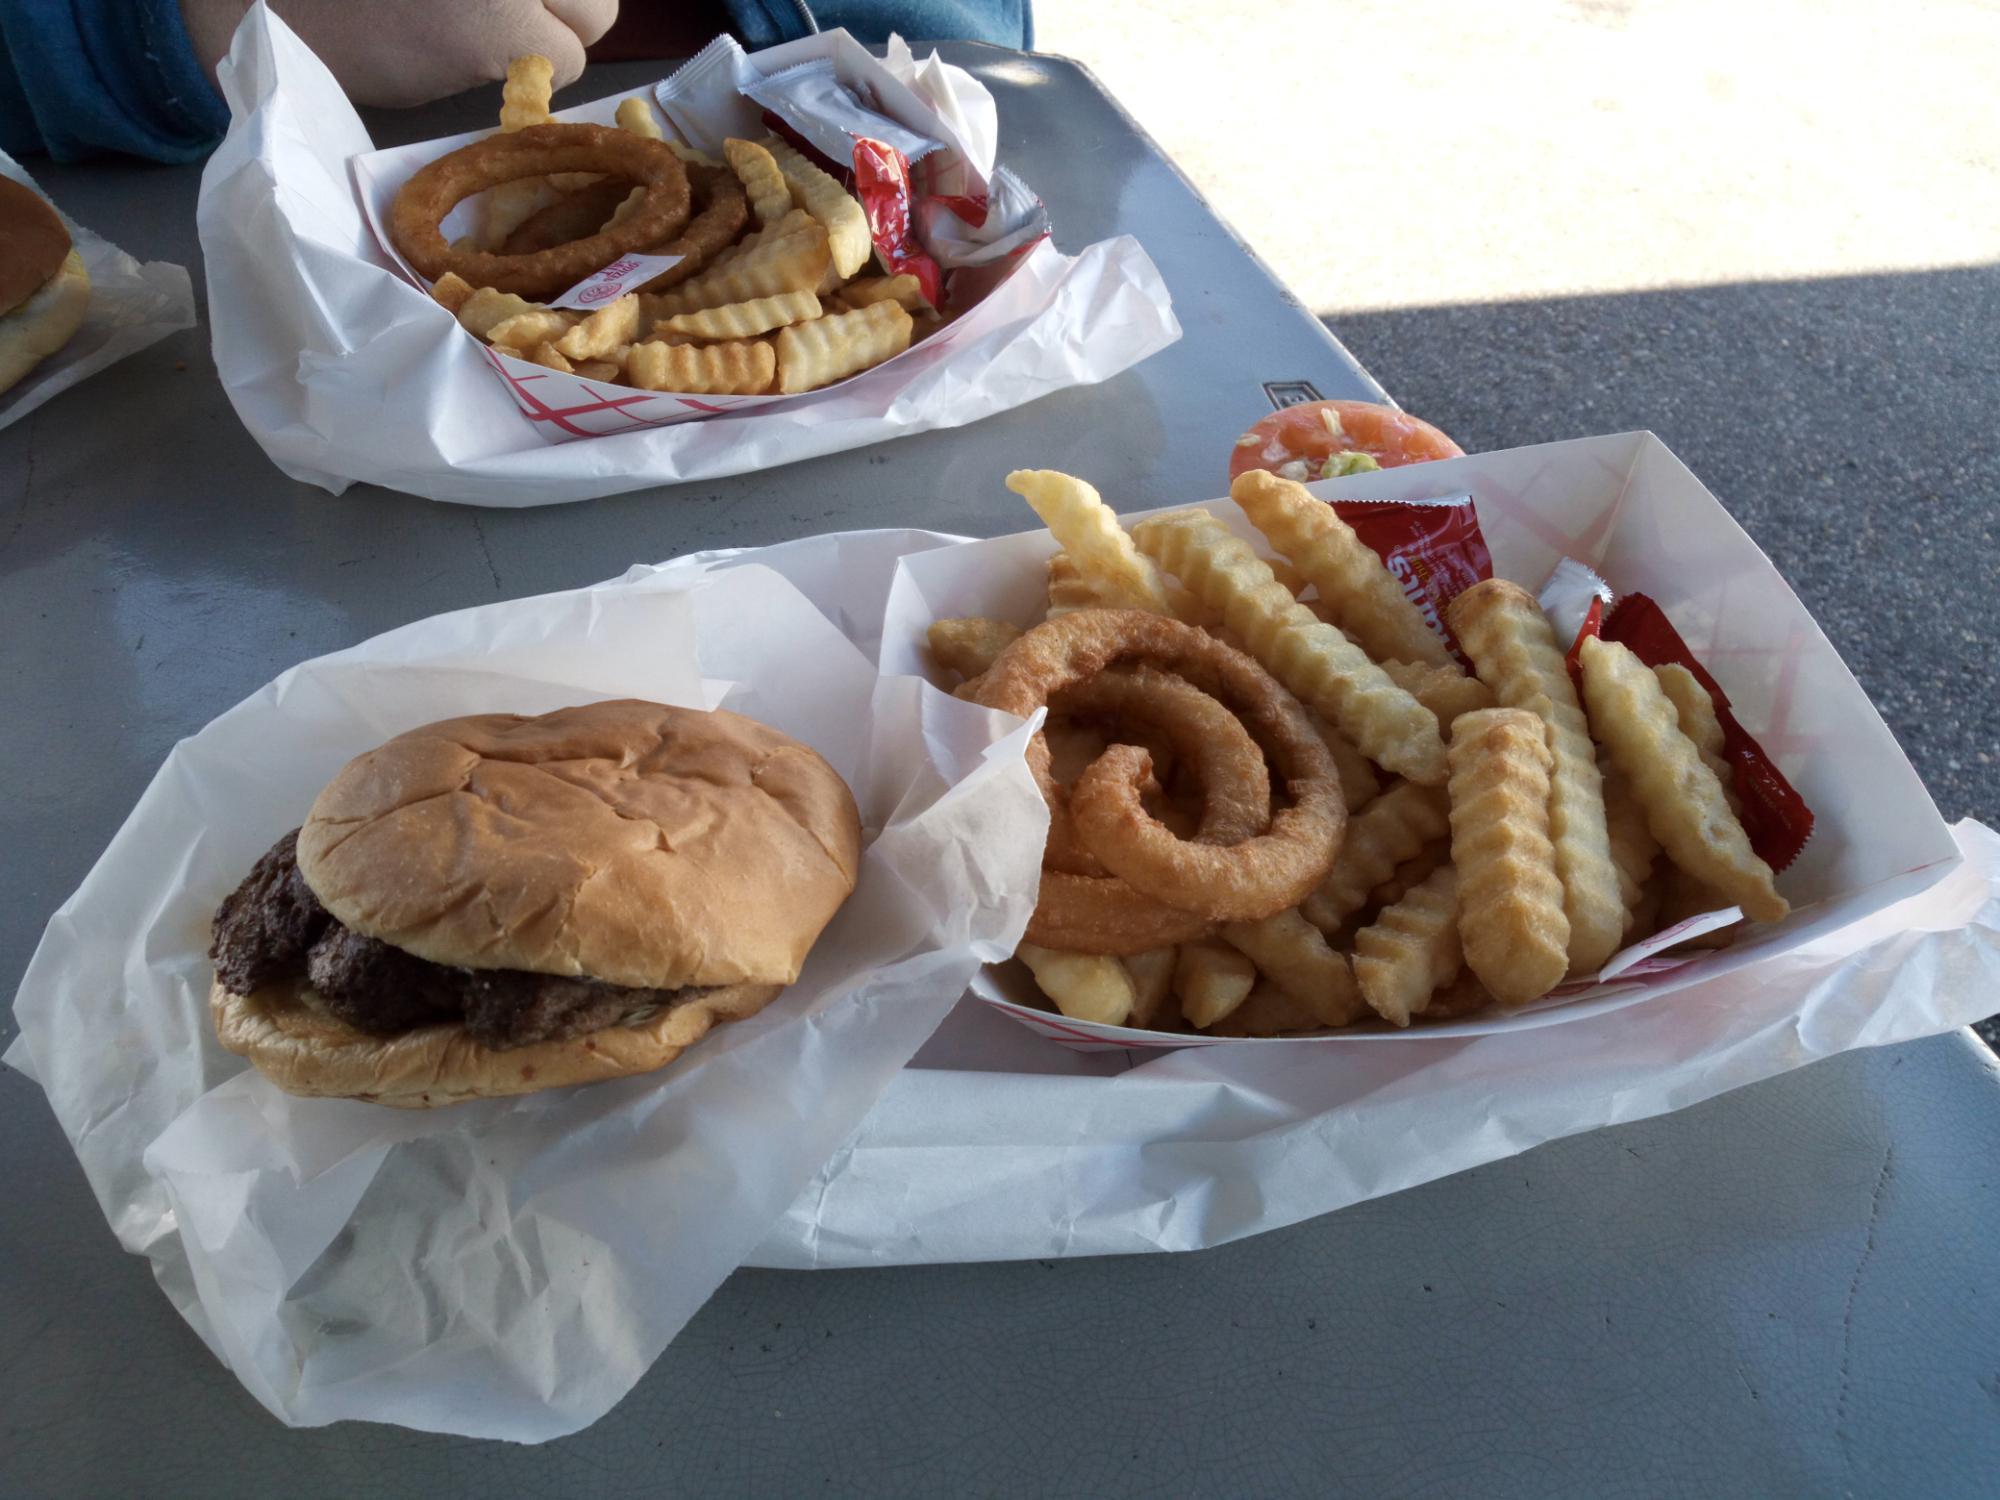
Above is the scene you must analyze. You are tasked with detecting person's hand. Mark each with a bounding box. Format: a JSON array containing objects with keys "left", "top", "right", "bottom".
[{"left": 181, "top": 0, "right": 619, "bottom": 108}]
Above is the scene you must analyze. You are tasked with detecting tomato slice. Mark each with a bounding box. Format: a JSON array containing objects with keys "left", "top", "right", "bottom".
[{"left": 1229, "top": 400, "right": 1464, "bottom": 483}]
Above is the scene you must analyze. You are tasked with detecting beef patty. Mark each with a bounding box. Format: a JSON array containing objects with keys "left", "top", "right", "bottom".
[{"left": 210, "top": 831, "right": 691, "bottom": 1049}]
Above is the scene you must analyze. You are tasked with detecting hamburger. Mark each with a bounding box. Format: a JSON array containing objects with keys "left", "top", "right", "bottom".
[
  {"left": 208, "top": 699, "right": 862, "bottom": 1107},
  {"left": 0, "top": 178, "right": 91, "bottom": 396}
]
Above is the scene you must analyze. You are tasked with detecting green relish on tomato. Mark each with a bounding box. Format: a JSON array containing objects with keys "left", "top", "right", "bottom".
[{"left": 1230, "top": 400, "right": 1464, "bottom": 484}]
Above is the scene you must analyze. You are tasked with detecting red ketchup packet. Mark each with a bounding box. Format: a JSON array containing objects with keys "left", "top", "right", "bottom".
[
  {"left": 1324, "top": 492, "right": 1493, "bottom": 665},
  {"left": 849, "top": 139, "right": 944, "bottom": 308},
  {"left": 765, "top": 115, "right": 946, "bottom": 311},
  {"left": 1546, "top": 560, "right": 1815, "bottom": 873}
]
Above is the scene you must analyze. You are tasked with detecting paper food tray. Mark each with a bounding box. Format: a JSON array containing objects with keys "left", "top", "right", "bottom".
[
  {"left": 878, "top": 430, "right": 1963, "bottom": 1047},
  {"left": 352, "top": 94, "right": 1035, "bottom": 433},
  {"left": 198, "top": 5, "right": 1179, "bottom": 501}
]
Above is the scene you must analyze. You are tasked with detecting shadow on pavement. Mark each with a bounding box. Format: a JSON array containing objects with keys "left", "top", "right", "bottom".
[{"left": 1326, "top": 265, "right": 2000, "bottom": 1040}]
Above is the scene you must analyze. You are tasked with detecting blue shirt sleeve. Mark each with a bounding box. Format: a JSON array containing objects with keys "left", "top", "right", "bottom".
[
  {"left": 0, "top": 0, "right": 229, "bottom": 162},
  {"left": 726, "top": 0, "right": 1031, "bottom": 50},
  {"left": 0, "top": 0, "right": 1027, "bottom": 163}
]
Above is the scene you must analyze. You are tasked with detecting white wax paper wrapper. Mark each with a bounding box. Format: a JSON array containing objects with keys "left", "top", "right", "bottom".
[
  {"left": 883, "top": 35, "right": 999, "bottom": 188},
  {"left": 658, "top": 32, "right": 984, "bottom": 190},
  {"left": 0, "top": 152, "right": 195, "bottom": 432},
  {"left": 5, "top": 534, "right": 1046, "bottom": 1439},
  {"left": 197, "top": 4, "right": 1178, "bottom": 504}
]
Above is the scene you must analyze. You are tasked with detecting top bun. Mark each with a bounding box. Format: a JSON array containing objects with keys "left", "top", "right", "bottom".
[
  {"left": 0, "top": 179, "right": 72, "bottom": 316},
  {"left": 296, "top": 700, "right": 862, "bottom": 990}
]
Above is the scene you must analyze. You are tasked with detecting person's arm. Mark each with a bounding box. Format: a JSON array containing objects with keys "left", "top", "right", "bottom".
[
  {"left": 0, "top": 0, "right": 228, "bottom": 163},
  {"left": 0, "top": 0, "right": 619, "bottom": 164}
]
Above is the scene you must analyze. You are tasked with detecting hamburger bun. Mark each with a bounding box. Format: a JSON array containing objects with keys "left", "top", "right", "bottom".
[
  {"left": 0, "top": 179, "right": 89, "bottom": 396},
  {"left": 209, "top": 974, "right": 786, "bottom": 1108},
  {"left": 213, "top": 699, "right": 864, "bottom": 1107}
]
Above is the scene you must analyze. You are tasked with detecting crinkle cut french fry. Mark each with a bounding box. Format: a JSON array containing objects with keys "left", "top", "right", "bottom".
[
  {"left": 1047, "top": 553, "right": 1200, "bottom": 625},
  {"left": 1006, "top": 470, "right": 1173, "bottom": 614},
  {"left": 529, "top": 341, "right": 573, "bottom": 373},
  {"left": 1232, "top": 469, "right": 1455, "bottom": 666},
  {"left": 1174, "top": 939, "right": 1257, "bottom": 1029},
  {"left": 1366, "top": 836, "right": 1452, "bottom": 911},
  {"left": 1354, "top": 864, "right": 1462, "bottom": 1027},
  {"left": 773, "top": 301, "right": 911, "bottom": 394},
  {"left": 1266, "top": 553, "right": 1310, "bottom": 599},
  {"left": 761, "top": 136, "right": 873, "bottom": 277},
  {"left": 661, "top": 290, "right": 821, "bottom": 341},
  {"left": 499, "top": 54, "right": 553, "bottom": 130},
  {"left": 429, "top": 271, "right": 475, "bottom": 314},
  {"left": 486, "top": 308, "right": 578, "bottom": 352},
  {"left": 1220, "top": 908, "right": 1366, "bottom": 1026},
  {"left": 1132, "top": 509, "right": 1446, "bottom": 783},
  {"left": 552, "top": 293, "right": 639, "bottom": 360},
  {"left": 1018, "top": 942, "right": 1135, "bottom": 1026},
  {"left": 927, "top": 616, "right": 1021, "bottom": 681},
  {"left": 1447, "top": 708, "right": 1571, "bottom": 1004},
  {"left": 643, "top": 222, "right": 831, "bottom": 318},
  {"left": 457, "top": 286, "right": 547, "bottom": 339},
  {"left": 840, "top": 273, "right": 931, "bottom": 313},
  {"left": 1212, "top": 979, "right": 1324, "bottom": 1036},
  {"left": 724, "top": 137, "right": 796, "bottom": 227},
  {"left": 1298, "top": 780, "right": 1451, "bottom": 932},
  {"left": 1414, "top": 969, "right": 1498, "bottom": 1022},
  {"left": 1447, "top": 579, "right": 1624, "bottom": 974},
  {"left": 1122, "top": 947, "right": 1177, "bottom": 1030},
  {"left": 1577, "top": 636, "right": 1789, "bottom": 923},
  {"left": 1380, "top": 658, "right": 1496, "bottom": 738},
  {"left": 483, "top": 55, "right": 562, "bottom": 244},
  {"left": 1046, "top": 552, "right": 1117, "bottom": 618},
  {"left": 571, "top": 357, "right": 622, "bottom": 382},
  {"left": 624, "top": 338, "right": 775, "bottom": 395},
  {"left": 1653, "top": 663, "right": 1743, "bottom": 816},
  {"left": 1598, "top": 749, "right": 1660, "bottom": 932},
  {"left": 703, "top": 207, "right": 815, "bottom": 275},
  {"left": 1309, "top": 716, "right": 1382, "bottom": 812},
  {"left": 615, "top": 95, "right": 664, "bottom": 139}
]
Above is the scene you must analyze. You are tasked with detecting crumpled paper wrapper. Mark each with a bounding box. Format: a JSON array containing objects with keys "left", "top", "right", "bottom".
[
  {"left": 6, "top": 539, "right": 1045, "bottom": 1440},
  {"left": 196, "top": 4, "right": 1180, "bottom": 504},
  {"left": 0, "top": 152, "right": 196, "bottom": 432}
]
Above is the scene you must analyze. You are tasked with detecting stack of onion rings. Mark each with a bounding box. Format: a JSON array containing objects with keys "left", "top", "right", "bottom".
[
  {"left": 1040, "top": 665, "right": 1270, "bottom": 876},
  {"left": 969, "top": 610, "right": 1346, "bottom": 953},
  {"left": 637, "top": 164, "right": 750, "bottom": 292},
  {"left": 498, "top": 178, "right": 635, "bottom": 255},
  {"left": 495, "top": 164, "right": 748, "bottom": 291},
  {"left": 391, "top": 122, "right": 692, "bottom": 299}
]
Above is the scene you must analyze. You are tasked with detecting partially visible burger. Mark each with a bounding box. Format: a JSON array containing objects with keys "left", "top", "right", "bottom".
[
  {"left": 208, "top": 700, "right": 863, "bottom": 1108},
  {"left": 0, "top": 178, "right": 90, "bottom": 396}
]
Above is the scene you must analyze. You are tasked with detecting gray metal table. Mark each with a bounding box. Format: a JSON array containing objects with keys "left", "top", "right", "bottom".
[{"left": 4, "top": 49, "right": 1996, "bottom": 1498}]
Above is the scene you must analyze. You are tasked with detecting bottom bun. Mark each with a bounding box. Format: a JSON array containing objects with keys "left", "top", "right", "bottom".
[
  {"left": 210, "top": 975, "right": 785, "bottom": 1108},
  {"left": 0, "top": 249, "right": 90, "bottom": 397}
]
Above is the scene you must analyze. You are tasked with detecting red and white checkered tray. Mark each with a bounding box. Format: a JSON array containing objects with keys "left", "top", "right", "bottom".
[{"left": 877, "top": 431, "right": 1962, "bottom": 1048}]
